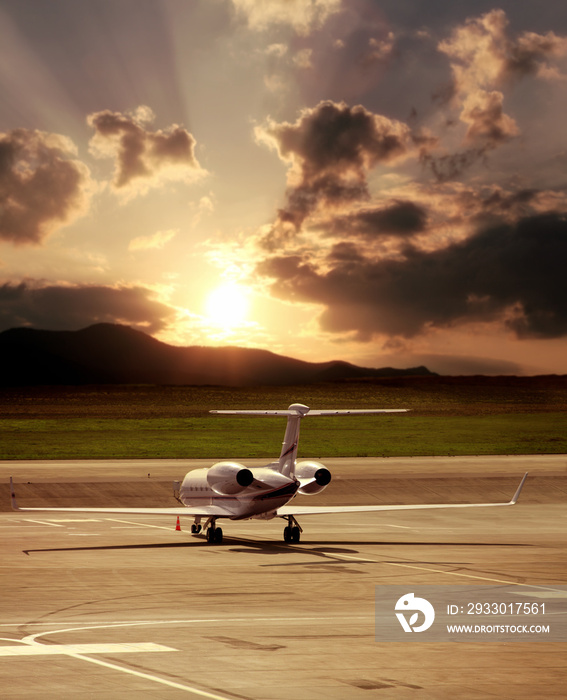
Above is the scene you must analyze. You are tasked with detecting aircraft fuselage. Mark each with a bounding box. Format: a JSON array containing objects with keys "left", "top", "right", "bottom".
[{"left": 179, "top": 465, "right": 301, "bottom": 520}]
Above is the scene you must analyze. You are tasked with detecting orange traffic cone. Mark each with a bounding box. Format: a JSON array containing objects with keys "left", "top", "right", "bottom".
[{"left": 175, "top": 516, "right": 181, "bottom": 531}]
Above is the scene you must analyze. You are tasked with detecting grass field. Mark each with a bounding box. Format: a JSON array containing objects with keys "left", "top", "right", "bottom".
[{"left": 1, "top": 379, "right": 566, "bottom": 459}]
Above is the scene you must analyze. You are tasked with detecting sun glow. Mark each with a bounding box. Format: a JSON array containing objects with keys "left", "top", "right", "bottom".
[{"left": 205, "top": 283, "right": 250, "bottom": 329}]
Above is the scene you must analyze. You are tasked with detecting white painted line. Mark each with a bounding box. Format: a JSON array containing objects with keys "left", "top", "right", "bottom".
[
  {"left": 110, "top": 526, "right": 150, "bottom": 530},
  {"left": 324, "top": 553, "right": 376, "bottom": 563},
  {"left": 295, "top": 544, "right": 567, "bottom": 595},
  {"left": 23, "top": 519, "right": 64, "bottom": 527},
  {"left": 106, "top": 518, "right": 179, "bottom": 532},
  {"left": 383, "top": 524, "right": 412, "bottom": 529},
  {"left": 382, "top": 560, "right": 566, "bottom": 593},
  {"left": 0, "top": 615, "right": 371, "bottom": 629},
  {"left": 2, "top": 625, "right": 236, "bottom": 699},
  {"left": 0, "top": 642, "right": 176, "bottom": 656},
  {"left": 63, "top": 653, "right": 236, "bottom": 699},
  {"left": 47, "top": 519, "right": 101, "bottom": 523}
]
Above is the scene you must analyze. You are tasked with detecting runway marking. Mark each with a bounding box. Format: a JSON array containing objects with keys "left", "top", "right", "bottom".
[
  {"left": 107, "top": 518, "right": 179, "bottom": 532},
  {"left": 2, "top": 617, "right": 373, "bottom": 699},
  {"left": 49, "top": 654, "right": 236, "bottom": 699},
  {"left": 48, "top": 519, "right": 101, "bottom": 523},
  {"left": 0, "top": 615, "right": 371, "bottom": 629},
  {"left": 381, "top": 560, "right": 566, "bottom": 593},
  {"left": 280, "top": 544, "right": 567, "bottom": 595},
  {"left": 383, "top": 524, "right": 412, "bottom": 529},
  {"left": 67, "top": 533, "right": 99, "bottom": 536},
  {"left": 23, "top": 519, "right": 64, "bottom": 527},
  {"left": 321, "top": 552, "right": 376, "bottom": 563},
  {"left": 8, "top": 622, "right": 254, "bottom": 700},
  {"left": 0, "top": 642, "right": 175, "bottom": 656}
]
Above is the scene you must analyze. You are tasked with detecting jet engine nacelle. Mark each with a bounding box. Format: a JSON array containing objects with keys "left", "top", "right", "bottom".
[
  {"left": 206, "top": 461, "right": 254, "bottom": 495},
  {"left": 295, "top": 461, "right": 332, "bottom": 495}
]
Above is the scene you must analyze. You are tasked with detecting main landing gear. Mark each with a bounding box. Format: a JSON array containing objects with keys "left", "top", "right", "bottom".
[
  {"left": 207, "top": 525, "right": 223, "bottom": 544},
  {"left": 200, "top": 517, "right": 223, "bottom": 544},
  {"left": 282, "top": 515, "right": 302, "bottom": 543},
  {"left": 190, "top": 517, "right": 202, "bottom": 534}
]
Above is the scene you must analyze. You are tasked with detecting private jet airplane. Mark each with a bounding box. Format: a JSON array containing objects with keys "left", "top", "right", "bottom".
[{"left": 10, "top": 403, "right": 528, "bottom": 544}]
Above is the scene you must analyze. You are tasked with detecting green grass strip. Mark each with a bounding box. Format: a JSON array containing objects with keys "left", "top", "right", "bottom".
[{"left": 2, "top": 413, "right": 566, "bottom": 460}]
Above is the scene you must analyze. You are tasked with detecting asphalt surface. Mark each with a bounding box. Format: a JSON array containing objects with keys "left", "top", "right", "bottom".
[{"left": 1, "top": 455, "right": 566, "bottom": 699}]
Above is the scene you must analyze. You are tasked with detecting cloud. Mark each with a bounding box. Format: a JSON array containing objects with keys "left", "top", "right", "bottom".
[
  {"left": 323, "top": 200, "right": 429, "bottom": 239},
  {"left": 0, "top": 281, "right": 174, "bottom": 333},
  {"left": 232, "top": 0, "right": 342, "bottom": 35},
  {"left": 0, "top": 128, "right": 92, "bottom": 245},
  {"left": 423, "top": 88, "right": 520, "bottom": 180},
  {"left": 256, "top": 100, "right": 417, "bottom": 238},
  {"left": 88, "top": 106, "right": 203, "bottom": 194},
  {"left": 438, "top": 9, "right": 567, "bottom": 94},
  {"left": 262, "top": 100, "right": 413, "bottom": 176},
  {"left": 128, "top": 229, "right": 178, "bottom": 252},
  {"left": 461, "top": 89, "right": 519, "bottom": 147},
  {"left": 427, "top": 9, "right": 566, "bottom": 179},
  {"left": 359, "top": 33, "right": 395, "bottom": 69},
  {"left": 257, "top": 213, "right": 567, "bottom": 341}
]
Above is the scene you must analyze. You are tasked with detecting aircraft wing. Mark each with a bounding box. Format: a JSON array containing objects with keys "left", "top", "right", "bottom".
[
  {"left": 9, "top": 479, "right": 231, "bottom": 517},
  {"left": 277, "top": 472, "right": 528, "bottom": 516}
]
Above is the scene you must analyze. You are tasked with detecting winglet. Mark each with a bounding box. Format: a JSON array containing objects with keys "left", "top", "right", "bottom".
[
  {"left": 509, "top": 472, "right": 528, "bottom": 505},
  {"left": 10, "top": 477, "right": 21, "bottom": 511}
]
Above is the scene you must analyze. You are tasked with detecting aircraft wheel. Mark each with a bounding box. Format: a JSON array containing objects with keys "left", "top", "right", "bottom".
[
  {"left": 283, "top": 526, "right": 292, "bottom": 543},
  {"left": 196, "top": 524, "right": 202, "bottom": 533},
  {"left": 191, "top": 524, "right": 198, "bottom": 533},
  {"left": 207, "top": 527, "right": 215, "bottom": 544},
  {"left": 214, "top": 527, "right": 223, "bottom": 544},
  {"left": 291, "top": 526, "right": 300, "bottom": 543}
]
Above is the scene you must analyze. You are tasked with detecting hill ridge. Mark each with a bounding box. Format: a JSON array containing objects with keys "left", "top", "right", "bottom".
[{"left": 0, "top": 323, "right": 436, "bottom": 387}]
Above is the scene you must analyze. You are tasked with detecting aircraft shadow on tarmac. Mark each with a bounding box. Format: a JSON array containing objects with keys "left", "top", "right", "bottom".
[{"left": 22, "top": 536, "right": 532, "bottom": 556}]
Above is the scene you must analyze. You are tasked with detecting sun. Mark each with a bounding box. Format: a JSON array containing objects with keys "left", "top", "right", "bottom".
[{"left": 205, "top": 283, "right": 250, "bottom": 329}]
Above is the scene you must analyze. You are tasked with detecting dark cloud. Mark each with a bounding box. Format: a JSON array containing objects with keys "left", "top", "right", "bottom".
[
  {"left": 268, "top": 100, "right": 412, "bottom": 178},
  {"left": 0, "top": 282, "right": 174, "bottom": 333},
  {"left": 327, "top": 241, "right": 366, "bottom": 263},
  {"left": 88, "top": 107, "right": 201, "bottom": 191},
  {"left": 257, "top": 100, "right": 416, "bottom": 239},
  {"left": 324, "top": 200, "right": 428, "bottom": 238},
  {"left": 421, "top": 147, "right": 487, "bottom": 182},
  {"left": 278, "top": 174, "right": 369, "bottom": 230},
  {"left": 0, "top": 129, "right": 91, "bottom": 245},
  {"left": 421, "top": 90, "right": 519, "bottom": 181},
  {"left": 258, "top": 213, "right": 567, "bottom": 341}
]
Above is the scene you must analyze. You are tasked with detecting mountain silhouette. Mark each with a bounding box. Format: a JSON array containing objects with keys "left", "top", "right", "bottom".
[{"left": 0, "top": 324, "right": 435, "bottom": 386}]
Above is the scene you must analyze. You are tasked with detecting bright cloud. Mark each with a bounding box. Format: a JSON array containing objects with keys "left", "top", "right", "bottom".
[
  {"left": 232, "top": 0, "right": 342, "bottom": 35},
  {"left": 129, "top": 229, "right": 178, "bottom": 252}
]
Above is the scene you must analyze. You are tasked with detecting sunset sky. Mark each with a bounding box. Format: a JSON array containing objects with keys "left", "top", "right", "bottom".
[{"left": 1, "top": 0, "right": 567, "bottom": 375}]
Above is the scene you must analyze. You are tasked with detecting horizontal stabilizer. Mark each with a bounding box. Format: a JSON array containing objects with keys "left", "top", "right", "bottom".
[{"left": 210, "top": 408, "right": 409, "bottom": 416}]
